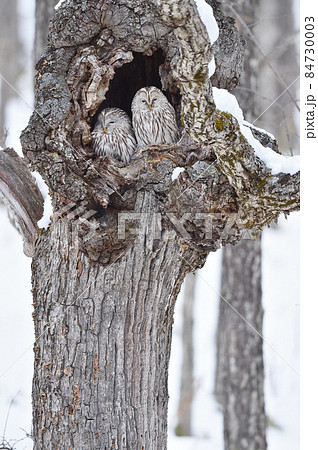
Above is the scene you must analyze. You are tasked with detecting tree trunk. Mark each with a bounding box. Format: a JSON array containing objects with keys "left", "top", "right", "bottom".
[
  {"left": 175, "top": 272, "right": 195, "bottom": 436},
  {"left": 0, "top": 1, "right": 299, "bottom": 448},
  {"left": 0, "top": 0, "right": 21, "bottom": 145},
  {"left": 214, "top": 1, "right": 267, "bottom": 449},
  {"left": 216, "top": 240, "right": 266, "bottom": 450},
  {"left": 257, "top": 0, "right": 300, "bottom": 153},
  {"left": 31, "top": 192, "right": 203, "bottom": 448},
  {"left": 34, "top": 0, "right": 58, "bottom": 64}
]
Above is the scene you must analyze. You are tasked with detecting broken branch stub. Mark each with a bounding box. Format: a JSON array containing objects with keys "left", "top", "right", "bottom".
[{"left": 0, "top": 148, "right": 44, "bottom": 256}]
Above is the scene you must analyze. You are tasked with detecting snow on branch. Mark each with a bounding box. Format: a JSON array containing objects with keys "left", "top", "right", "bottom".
[{"left": 212, "top": 87, "right": 300, "bottom": 175}]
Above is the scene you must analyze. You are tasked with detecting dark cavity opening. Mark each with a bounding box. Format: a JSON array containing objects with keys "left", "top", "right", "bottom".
[
  {"left": 104, "top": 49, "right": 165, "bottom": 117},
  {"left": 92, "top": 49, "right": 181, "bottom": 128}
]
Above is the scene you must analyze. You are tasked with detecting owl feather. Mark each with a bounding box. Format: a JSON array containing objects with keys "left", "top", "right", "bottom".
[
  {"left": 131, "top": 87, "right": 179, "bottom": 147},
  {"left": 92, "top": 108, "right": 136, "bottom": 164}
]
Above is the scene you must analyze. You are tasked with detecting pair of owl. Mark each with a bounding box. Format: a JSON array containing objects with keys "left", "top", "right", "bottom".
[{"left": 92, "top": 86, "right": 179, "bottom": 164}]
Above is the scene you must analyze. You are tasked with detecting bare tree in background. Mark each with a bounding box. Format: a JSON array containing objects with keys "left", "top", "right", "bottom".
[
  {"left": 175, "top": 272, "right": 196, "bottom": 436},
  {"left": 34, "top": 0, "right": 58, "bottom": 64},
  {"left": 0, "top": 0, "right": 21, "bottom": 146},
  {"left": 257, "top": 0, "right": 300, "bottom": 154},
  {"left": 0, "top": 1, "right": 299, "bottom": 448},
  {"left": 0, "top": 0, "right": 21, "bottom": 216},
  {"left": 0, "top": 0, "right": 57, "bottom": 143},
  {"left": 215, "top": 0, "right": 299, "bottom": 449}
]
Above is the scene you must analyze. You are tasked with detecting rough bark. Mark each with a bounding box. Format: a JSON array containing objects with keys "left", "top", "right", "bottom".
[
  {"left": 31, "top": 191, "right": 204, "bottom": 449},
  {"left": 20, "top": 0, "right": 299, "bottom": 233},
  {"left": 176, "top": 272, "right": 195, "bottom": 436},
  {"left": 208, "top": 0, "right": 245, "bottom": 90},
  {"left": 0, "top": 0, "right": 300, "bottom": 448},
  {"left": 216, "top": 240, "right": 266, "bottom": 450}
]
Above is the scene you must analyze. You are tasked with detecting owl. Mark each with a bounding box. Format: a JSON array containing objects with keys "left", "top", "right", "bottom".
[
  {"left": 131, "top": 86, "right": 179, "bottom": 147},
  {"left": 91, "top": 108, "right": 137, "bottom": 164}
]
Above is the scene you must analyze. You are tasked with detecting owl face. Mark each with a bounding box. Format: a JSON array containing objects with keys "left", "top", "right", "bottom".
[
  {"left": 92, "top": 107, "right": 137, "bottom": 164},
  {"left": 133, "top": 87, "right": 165, "bottom": 113},
  {"left": 94, "top": 108, "right": 131, "bottom": 135}
]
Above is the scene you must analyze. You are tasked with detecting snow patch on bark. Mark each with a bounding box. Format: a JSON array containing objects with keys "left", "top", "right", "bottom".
[
  {"left": 172, "top": 167, "right": 185, "bottom": 180},
  {"left": 195, "top": 0, "right": 219, "bottom": 76},
  {"left": 54, "top": 0, "right": 68, "bottom": 10},
  {"left": 32, "top": 171, "right": 53, "bottom": 228},
  {"left": 212, "top": 87, "right": 300, "bottom": 175}
]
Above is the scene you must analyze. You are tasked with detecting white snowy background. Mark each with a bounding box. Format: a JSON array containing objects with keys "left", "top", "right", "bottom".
[{"left": 0, "top": 1, "right": 299, "bottom": 449}]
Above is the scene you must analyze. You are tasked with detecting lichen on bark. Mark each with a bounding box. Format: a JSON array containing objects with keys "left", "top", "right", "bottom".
[{"left": 19, "top": 0, "right": 299, "bottom": 264}]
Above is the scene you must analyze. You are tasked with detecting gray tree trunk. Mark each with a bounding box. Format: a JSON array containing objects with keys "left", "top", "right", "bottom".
[
  {"left": 34, "top": 0, "right": 58, "bottom": 64},
  {"left": 216, "top": 240, "right": 266, "bottom": 450},
  {"left": 0, "top": 0, "right": 21, "bottom": 146},
  {"left": 0, "top": 1, "right": 299, "bottom": 448},
  {"left": 175, "top": 272, "right": 196, "bottom": 436},
  {"left": 31, "top": 192, "right": 194, "bottom": 449},
  {"left": 257, "top": 0, "right": 300, "bottom": 153}
]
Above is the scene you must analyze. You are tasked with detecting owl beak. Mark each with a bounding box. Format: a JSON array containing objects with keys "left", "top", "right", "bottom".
[
  {"left": 148, "top": 104, "right": 152, "bottom": 110},
  {"left": 103, "top": 127, "right": 107, "bottom": 133}
]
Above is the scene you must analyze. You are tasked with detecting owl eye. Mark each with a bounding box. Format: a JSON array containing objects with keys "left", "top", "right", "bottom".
[
  {"left": 109, "top": 121, "right": 115, "bottom": 124},
  {"left": 152, "top": 98, "right": 158, "bottom": 102}
]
